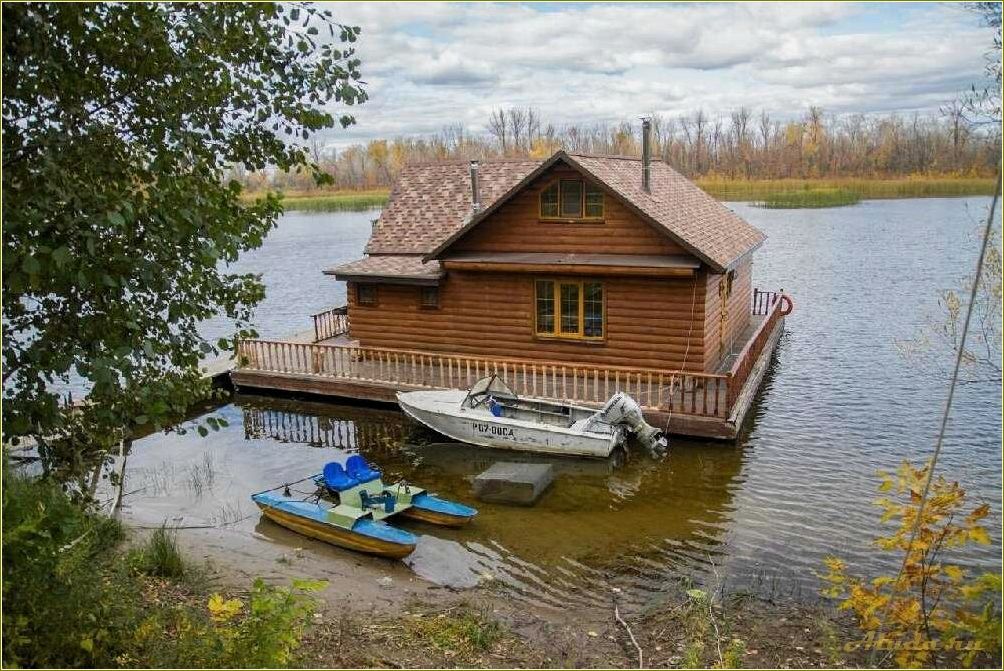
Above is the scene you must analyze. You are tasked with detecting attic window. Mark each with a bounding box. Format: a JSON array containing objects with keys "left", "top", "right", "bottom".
[{"left": 539, "top": 180, "right": 604, "bottom": 220}]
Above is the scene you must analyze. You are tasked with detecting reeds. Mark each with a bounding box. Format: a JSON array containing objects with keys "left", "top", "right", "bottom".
[
  {"left": 243, "top": 177, "right": 994, "bottom": 213},
  {"left": 242, "top": 189, "right": 390, "bottom": 212},
  {"left": 754, "top": 187, "right": 861, "bottom": 209},
  {"left": 697, "top": 176, "right": 996, "bottom": 202},
  {"left": 281, "top": 191, "right": 389, "bottom": 212},
  {"left": 128, "top": 526, "right": 186, "bottom": 578}
]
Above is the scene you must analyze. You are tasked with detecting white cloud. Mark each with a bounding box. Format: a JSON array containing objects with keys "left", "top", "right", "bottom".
[{"left": 311, "top": 1, "right": 993, "bottom": 148}]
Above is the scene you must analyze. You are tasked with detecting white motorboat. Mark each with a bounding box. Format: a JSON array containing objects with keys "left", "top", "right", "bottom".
[{"left": 396, "top": 375, "right": 668, "bottom": 459}]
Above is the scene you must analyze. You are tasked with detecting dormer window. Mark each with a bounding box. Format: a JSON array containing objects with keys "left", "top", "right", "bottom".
[{"left": 539, "top": 179, "right": 604, "bottom": 220}]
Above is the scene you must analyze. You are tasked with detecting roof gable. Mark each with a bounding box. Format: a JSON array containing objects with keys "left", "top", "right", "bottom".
[
  {"left": 423, "top": 151, "right": 764, "bottom": 271},
  {"left": 365, "top": 151, "right": 765, "bottom": 272},
  {"left": 441, "top": 157, "right": 690, "bottom": 258}
]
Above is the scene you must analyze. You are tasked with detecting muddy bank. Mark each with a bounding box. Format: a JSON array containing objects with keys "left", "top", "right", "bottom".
[{"left": 163, "top": 523, "right": 872, "bottom": 669}]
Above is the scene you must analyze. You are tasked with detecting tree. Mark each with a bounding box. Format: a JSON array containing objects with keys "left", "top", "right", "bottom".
[
  {"left": 2, "top": 2, "right": 366, "bottom": 479},
  {"left": 897, "top": 3, "right": 1002, "bottom": 384},
  {"left": 822, "top": 461, "right": 1000, "bottom": 668},
  {"left": 962, "top": 2, "right": 1002, "bottom": 124}
]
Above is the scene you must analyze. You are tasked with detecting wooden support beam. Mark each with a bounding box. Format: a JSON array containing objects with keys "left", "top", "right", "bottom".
[{"left": 441, "top": 260, "right": 695, "bottom": 277}]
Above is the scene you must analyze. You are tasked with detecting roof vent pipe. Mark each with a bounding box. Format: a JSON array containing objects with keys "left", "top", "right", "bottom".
[
  {"left": 641, "top": 117, "right": 652, "bottom": 193},
  {"left": 469, "top": 160, "right": 480, "bottom": 211}
]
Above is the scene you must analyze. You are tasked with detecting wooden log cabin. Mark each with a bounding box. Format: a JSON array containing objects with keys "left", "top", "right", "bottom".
[{"left": 233, "top": 122, "right": 791, "bottom": 439}]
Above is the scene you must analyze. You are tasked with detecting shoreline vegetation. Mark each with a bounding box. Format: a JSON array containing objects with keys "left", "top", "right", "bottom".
[
  {"left": 251, "top": 176, "right": 998, "bottom": 212},
  {"left": 0, "top": 465, "right": 867, "bottom": 668}
]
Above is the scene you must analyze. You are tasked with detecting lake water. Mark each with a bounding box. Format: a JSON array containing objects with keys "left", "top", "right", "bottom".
[{"left": 122, "top": 197, "right": 1002, "bottom": 611}]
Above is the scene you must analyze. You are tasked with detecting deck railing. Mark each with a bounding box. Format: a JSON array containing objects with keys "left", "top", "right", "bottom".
[
  {"left": 725, "top": 292, "right": 786, "bottom": 410},
  {"left": 240, "top": 289, "right": 788, "bottom": 421},
  {"left": 236, "top": 340, "right": 731, "bottom": 418},
  {"left": 311, "top": 305, "right": 349, "bottom": 342}
]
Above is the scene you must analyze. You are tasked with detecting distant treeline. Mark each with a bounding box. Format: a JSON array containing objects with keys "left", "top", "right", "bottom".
[{"left": 231, "top": 106, "right": 1001, "bottom": 192}]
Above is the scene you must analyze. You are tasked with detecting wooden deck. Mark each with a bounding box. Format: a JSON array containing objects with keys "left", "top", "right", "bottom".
[{"left": 229, "top": 291, "right": 786, "bottom": 440}]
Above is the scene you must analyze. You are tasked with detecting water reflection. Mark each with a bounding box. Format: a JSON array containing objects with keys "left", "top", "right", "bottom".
[{"left": 119, "top": 393, "right": 746, "bottom": 611}]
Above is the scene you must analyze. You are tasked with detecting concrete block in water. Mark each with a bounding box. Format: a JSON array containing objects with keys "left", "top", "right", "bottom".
[{"left": 473, "top": 462, "right": 553, "bottom": 505}]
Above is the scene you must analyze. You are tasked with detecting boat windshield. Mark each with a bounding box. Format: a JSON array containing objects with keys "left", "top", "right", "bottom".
[{"left": 464, "top": 374, "right": 516, "bottom": 407}]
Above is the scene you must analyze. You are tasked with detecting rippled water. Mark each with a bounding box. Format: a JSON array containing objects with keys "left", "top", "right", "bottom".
[{"left": 121, "top": 197, "right": 1002, "bottom": 611}]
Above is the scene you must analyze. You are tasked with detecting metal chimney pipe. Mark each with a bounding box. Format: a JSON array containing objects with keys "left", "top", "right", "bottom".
[
  {"left": 641, "top": 118, "right": 652, "bottom": 193},
  {"left": 469, "top": 160, "right": 480, "bottom": 211}
]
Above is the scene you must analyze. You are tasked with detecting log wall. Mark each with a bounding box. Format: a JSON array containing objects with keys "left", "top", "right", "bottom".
[
  {"left": 702, "top": 255, "right": 754, "bottom": 372},
  {"left": 453, "top": 165, "right": 688, "bottom": 256},
  {"left": 347, "top": 271, "right": 712, "bottom": 371}
]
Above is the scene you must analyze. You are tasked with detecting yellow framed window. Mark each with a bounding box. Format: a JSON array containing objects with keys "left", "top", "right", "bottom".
[
  {"left": 534, "top": 279, "right": 604, "bottom": 340},
  {"left": 535, "top": 280, "right": 555, "bottom": 334},
  {"left": 540, "top": 183, "right": 559, "bottom": 218},
  {"left": 539, "top": 179, "right": 604, "bottom": 220}
]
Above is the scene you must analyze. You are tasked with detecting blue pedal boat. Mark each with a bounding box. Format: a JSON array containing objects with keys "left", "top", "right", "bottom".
[{"left": 252, "top": 456, "right": 476, "bottom": 559}]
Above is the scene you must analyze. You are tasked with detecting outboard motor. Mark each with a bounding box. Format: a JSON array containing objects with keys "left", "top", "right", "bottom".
[{"left": 597, "top": 392, "right": 668, "bottom": 456}]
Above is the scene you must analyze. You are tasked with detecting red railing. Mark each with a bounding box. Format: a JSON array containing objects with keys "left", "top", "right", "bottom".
[
  {"left": 311, "top": 305, "right": 349, "bottom": 342},
  {"left": 752, "top": 288, "right": 780, "bottom": 316}
]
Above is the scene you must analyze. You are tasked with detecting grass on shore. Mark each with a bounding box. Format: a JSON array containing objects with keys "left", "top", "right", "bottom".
[
  {"left": 697, "top": 176, "right": 996, "bottom": 201},
  {"left": 247, "top": 176, "right": 995, "bottom": 213},
  {"left": 2, "top": 465, "right": 322, "bottom": 668}
]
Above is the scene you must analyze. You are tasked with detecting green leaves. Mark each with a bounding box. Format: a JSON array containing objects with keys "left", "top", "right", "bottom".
[
  {"left": 51, "top": 246, "right": 71, "bottom": 269},
  {"left": 2, "top": 2, "right": 366, "bottom": 472}
]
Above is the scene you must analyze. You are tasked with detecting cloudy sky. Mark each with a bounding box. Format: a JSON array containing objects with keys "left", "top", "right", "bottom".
[{"left": 317, "top": 1, "right": 994, "bottom": 148}]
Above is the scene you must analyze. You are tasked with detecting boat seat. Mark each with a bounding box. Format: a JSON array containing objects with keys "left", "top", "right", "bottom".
[
  {"left": 346, "top": 455, "right": 381, "bottom": 484},
  {"left": 323, "top": 462, "right": 358, "bottom": 492}
]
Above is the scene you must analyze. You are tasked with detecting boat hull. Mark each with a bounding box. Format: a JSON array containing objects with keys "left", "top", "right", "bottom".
[
  {"left": 253, "top": 495, "right": 416, "bottom": 559},
  {"left": 398, "top": 492, "right": 477, "bottom": 527},
  {"left": 398, "top": 390, "right": 619, "bottom": 458}
]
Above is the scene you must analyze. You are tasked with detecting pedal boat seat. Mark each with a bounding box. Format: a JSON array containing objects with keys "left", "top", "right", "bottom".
[
  {"left": 323, "top": 462, "right": 359, "bottom": 492},
  {"left": 346, "top": 455, "right": 382, "bottom": 484}
]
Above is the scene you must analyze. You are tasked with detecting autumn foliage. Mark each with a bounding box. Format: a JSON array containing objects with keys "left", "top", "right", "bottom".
[{"left": 821, "top": 460, "right": 1001, "bottom": 668}]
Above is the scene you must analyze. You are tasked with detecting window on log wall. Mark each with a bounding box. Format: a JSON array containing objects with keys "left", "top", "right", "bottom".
[
  {"left": 539, "top": 179, "right": 604, "bottom": 220},
  {"left": 420, "top": 286, "right": 439, "bottom": 309},
  {"left": 357, "top": 284, "right": 378, "bottom": 306},
  {"left": 534, "top": 279, "right": 604, "bottom": 340}
]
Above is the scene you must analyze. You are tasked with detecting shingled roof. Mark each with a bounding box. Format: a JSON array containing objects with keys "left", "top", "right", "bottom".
[
  {"left": 336, "top": 150, "right": 765, "bottom": 279},
  {"left": 324, "top": 256, "right": 443, "bottom": 285},
  {"left": 365, "top": 159, "right": 539, "bottom": 255}
]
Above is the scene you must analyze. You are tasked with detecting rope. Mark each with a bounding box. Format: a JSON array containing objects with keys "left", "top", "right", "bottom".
[
  {"left": 664, "top": 272, "right": 700, "bottom": 433},
  {"left": 250, "top": 472, "right": 322, "bottom": 498},
  {"left": 868, "top": 168, "right": 1001, "bottom": 665}
]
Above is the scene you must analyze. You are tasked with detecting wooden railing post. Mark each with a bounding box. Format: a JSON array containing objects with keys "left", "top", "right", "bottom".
[{"left": 309, "top": 305, "right": 350, "bottom": 342}]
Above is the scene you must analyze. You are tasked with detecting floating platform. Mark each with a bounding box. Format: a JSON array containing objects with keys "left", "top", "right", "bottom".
[
  {"left": 230, "top": 310, "right": 784, "bottom": 441},
  {"left": 473, "top": 461, "right": 555, "bottom": 505}
]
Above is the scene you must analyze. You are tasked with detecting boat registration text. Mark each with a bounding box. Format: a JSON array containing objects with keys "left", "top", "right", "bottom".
[{"left": 471, "top": 421, "right": 516, "bottom": 439}]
